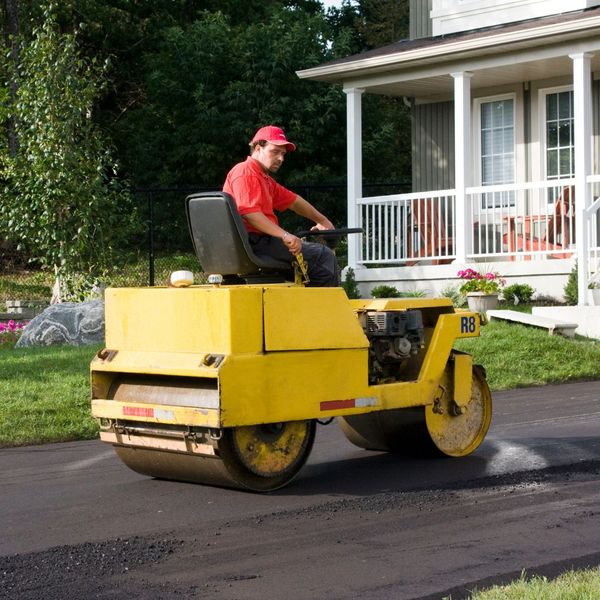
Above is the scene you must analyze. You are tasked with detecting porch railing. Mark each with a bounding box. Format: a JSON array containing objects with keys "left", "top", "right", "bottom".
[
  {"left": 358, "top": 190, "right": 456, "bottom": 265},
  {"left": 586, "top": 174, "right": 600, "bottom": 286},
  {"left": 467, "top": 179, "right": 575, "bottom": 261},
  {"left": 357, "top": 179, "right": 577, "bottom": 266}
]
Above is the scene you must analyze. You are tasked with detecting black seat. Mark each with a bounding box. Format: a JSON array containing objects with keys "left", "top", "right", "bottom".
[{"left": 186, "top": 191, "right": 292, "bottom": 282}]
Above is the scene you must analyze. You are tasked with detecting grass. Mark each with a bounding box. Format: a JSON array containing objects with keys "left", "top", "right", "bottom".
[
  {"left": 0, "top": 344, "right": 101, "bottom": 447},
  {"left": 0, "top": 253, "right": 206, "bottom": 303},
  {"left": 463, "top": 566, "right": 600, "bottom": 599},
  {"left": 455, "top": 319, "right": 600, "bottom": 390},
  {"left": 0, "top": 269, "right": 54, "bottom": 302}
]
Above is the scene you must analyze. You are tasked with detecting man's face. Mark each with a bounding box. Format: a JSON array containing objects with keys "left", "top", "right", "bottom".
[{"left": 254, "top": 143, "right": 287, "bottom": 173}]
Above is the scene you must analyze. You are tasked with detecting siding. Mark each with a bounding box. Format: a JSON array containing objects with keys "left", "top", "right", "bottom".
[
  {"left": 411, "top": 101, "right": 454, "bottom": 192},
  {"left": 409, "top": 0, "right": 432, "bottom": 40}
]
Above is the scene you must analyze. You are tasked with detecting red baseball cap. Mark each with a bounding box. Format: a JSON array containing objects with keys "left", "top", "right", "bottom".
[{"left": 251, "top": 125, "right": 296, "bottom": 152}]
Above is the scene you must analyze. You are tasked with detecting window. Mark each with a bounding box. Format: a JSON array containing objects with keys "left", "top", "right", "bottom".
[
  {"left": 545, "top": 90, "right": 574, "bottom": 195},
  {"left": 480, "top": 98, "right": 515, "bottom": 209}
]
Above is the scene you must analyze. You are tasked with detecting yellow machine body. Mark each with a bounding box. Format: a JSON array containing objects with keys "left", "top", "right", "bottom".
[{"left": 91, "top": 284, "right": 490, "bottom": 491}]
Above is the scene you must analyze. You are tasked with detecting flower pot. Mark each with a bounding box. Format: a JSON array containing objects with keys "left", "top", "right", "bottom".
[{"left": 466, "top": 292, "right": 499, "bottom": 313}]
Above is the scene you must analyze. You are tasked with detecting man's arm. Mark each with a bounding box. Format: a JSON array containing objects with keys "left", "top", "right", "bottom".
[
  {"left": 243, "top": 211, "right": 302, "bottom": 255},
  {"left": 288, "top": 196, "right": 334, "bottom": 230}
]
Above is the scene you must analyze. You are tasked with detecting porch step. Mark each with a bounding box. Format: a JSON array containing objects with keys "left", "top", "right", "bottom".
[{"left": 486, "top": 310, "right": 578, "bottom": 338}]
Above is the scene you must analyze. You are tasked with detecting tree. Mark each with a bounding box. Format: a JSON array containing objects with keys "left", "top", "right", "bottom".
[
  {"left": 111, "top": 5, "right": 352, "bottom": 188},
  {"left": 2, "top": 0, "right": 20, "bottom": 156},
  {"left": 0, "top": 7, "right": 132, "bottom": 300}
]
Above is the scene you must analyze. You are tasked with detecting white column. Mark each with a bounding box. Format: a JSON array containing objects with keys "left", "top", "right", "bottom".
[
  {"left": 571, "top": 52, "right": 593, "bottom": 305},
  {"left": 345, "top": 87, "right": 364, "bottom": 270},
  {"left": 451, "top": 72, "right": 473, "bottom": 265}
]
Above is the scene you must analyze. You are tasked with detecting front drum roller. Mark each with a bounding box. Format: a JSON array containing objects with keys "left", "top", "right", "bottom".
[
  {"left": 108, "top": 379, "right": 315, "bottom": 492},
  {"left": 114, "top": 421, "right": 316, "bottom": 492},
  {"left": 338, "top": 364, "right": 492, "bottom": 457}
]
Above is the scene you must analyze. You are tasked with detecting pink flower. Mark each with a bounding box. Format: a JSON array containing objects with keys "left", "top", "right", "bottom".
[{"left": 457, "top": 268, "right": 504, "bottom": 294}]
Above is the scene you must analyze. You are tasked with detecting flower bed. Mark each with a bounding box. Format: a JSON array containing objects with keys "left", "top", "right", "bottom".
[{"left": 0, "top": 320, "right": 28, "bottom": 347}]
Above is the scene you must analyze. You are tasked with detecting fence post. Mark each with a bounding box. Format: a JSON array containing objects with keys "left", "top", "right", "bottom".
[{"left": 148, "top": 193, "right": 155, "bottom": 286}]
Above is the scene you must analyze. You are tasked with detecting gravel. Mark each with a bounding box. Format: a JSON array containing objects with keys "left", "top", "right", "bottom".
[{"left": 1, "top": 535, "right": 184, "bottom": 600}]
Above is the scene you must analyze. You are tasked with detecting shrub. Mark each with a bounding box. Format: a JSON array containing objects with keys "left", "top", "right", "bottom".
[
  {"left": 503, "top": 283, "right": 535, "bottom": 305},
  {"left": 371, "top": 285, "right": 402, "bottom": 298},
  {"left": 441, "top": 284, "right": 465, "bottom": 307},
  {"left": 370, "top": 285, "right": 427, "bottom": 299},
  {"left": 342, "top": 267, "right": 361, "bottom": 299},
  {"left": 564, "top": 263, "right": 578, "bottom": 305}
]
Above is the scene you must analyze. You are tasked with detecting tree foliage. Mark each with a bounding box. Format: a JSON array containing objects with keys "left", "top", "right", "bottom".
[
  {"left": 0, "top": 7, "right": 132, "bottom": 282},
  {"left": 1, "top": 1, "right": 413, "bottom": 268}
]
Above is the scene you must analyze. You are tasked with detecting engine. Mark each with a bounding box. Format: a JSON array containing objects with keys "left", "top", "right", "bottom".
[{"left": 360, "top": 310, "right": 424, "bottom": 384}]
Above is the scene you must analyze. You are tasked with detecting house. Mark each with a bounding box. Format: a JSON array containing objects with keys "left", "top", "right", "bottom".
[{"left": 298, "top": 0, "right": 600, "bottom": 304}]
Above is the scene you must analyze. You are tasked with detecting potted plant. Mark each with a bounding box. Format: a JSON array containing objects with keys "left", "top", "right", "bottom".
[{"left": 457, "top": 268, "right": 505, "bottom": 313}]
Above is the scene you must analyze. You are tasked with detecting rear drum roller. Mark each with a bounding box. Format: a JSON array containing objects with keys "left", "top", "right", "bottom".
[
  {"left": 338, "top": 364, "right": 491, "bottom": 457},
  {"left": 115, "top": 420, "right": 316, "bottom": 492}
]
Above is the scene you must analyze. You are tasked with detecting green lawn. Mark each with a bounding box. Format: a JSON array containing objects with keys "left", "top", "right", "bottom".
[
  {"left": 464, "top": 566, "right": 600, "bottom": 599},
  {"left": 455, "top": 319, "right": 600, "bottom": 390},
  {"left": 0, "top": 253, "right": 206, "bottom": 303},
  {"left": 0, "top": 344, "right": 101, "bottom": 447}
]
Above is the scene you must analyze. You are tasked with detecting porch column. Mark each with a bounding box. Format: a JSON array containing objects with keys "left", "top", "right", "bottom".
[
  {"left": 570, "top": 52, "right": 593, "bottom": 305},
  {"left": 345, "top": 87, "right": 364, "bottom": 270},
  {"left": 451, "top": 71, "right": 473, "bottom": 265}
]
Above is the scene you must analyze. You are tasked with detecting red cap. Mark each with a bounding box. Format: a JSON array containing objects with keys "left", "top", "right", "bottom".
[{"left": 251, "top": 125, "right": 296, "bottom": 152}]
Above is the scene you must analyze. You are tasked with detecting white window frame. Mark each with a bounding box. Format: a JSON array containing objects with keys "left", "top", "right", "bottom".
[
  {"left": 473, "top": 92, "right": 519, "bottom": 213},
  {"left": 539, "top": 84, "right": 575, "bottom": 184}
]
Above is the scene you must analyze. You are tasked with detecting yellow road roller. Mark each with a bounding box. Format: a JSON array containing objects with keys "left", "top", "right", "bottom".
[{"left": 90, "top": 192, "right": 492, "bottom": 492}]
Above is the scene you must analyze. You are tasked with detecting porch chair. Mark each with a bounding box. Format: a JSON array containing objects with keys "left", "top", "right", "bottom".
[
  {"left": 406, "top": 198, "right": 453, "bottom": 265},
  {"left": 185, "top": 191, "right": 293, "bottom": 283},
  {"left": 502, "top": 186, "right": 574, "bottom": 260}
]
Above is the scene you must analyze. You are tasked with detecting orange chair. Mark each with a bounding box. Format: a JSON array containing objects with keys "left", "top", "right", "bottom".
[
  {"left": 503, "top": 186, "right": 574, "bottom": 259},
  {"left": 407, "top": 199, "right": 453, "bottom": 265}
]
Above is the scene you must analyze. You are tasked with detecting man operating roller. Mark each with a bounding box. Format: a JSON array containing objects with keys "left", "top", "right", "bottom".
[{"left": 223, "top": 125, "right": 339, "bottom": 287}]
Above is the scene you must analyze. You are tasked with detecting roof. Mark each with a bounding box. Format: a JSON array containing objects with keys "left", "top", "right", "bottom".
[{"left": 297, "top": 6, "right": 600, "bottom": 91}]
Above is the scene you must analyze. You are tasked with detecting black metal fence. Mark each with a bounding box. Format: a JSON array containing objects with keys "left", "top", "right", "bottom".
[
  {"left": 0, "top": 181, "right": 410, "bottom": 303},
  {"left": 138, "top": 181, "right": 410, "bottom": 285}
]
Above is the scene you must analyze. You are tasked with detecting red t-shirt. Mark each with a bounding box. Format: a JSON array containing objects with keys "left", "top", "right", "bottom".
[{"left": 223, "top": 157, "right": 297, "bottom": 234}]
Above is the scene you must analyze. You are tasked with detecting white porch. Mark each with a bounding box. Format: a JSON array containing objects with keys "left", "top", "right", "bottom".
[
  {"left": 299, "top": 8, "right": 600, "bottom": 303},
  {"left": 353, "top": 177, "right": 600, "bottom": 300}
]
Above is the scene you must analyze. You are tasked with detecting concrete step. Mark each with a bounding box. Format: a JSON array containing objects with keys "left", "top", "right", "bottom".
[{"left": 487, "top": 309, "right": 578, "bottom": 338}]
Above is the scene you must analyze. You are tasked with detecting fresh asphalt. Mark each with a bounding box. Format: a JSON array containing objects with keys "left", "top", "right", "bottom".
[{"left": 2, "top": 380, "right": 600, "bottom": 599}]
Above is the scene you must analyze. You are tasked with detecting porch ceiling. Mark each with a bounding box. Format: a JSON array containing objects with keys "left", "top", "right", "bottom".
[{"left": 365, "top": 53, "right": 600, "bottom": 99}]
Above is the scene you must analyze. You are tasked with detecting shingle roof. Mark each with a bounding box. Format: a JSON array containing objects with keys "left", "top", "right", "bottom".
[{"left": 313, "top": 6, "right": 600, "bottom": 70}]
